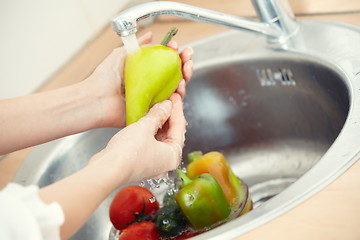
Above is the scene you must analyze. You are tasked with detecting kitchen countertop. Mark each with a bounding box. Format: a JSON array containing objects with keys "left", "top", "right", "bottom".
[{"left": 1, "top": 0, "right": 360, "bottom": 239}]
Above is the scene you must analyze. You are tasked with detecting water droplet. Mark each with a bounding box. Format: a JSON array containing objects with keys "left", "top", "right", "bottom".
[
  {"left": 187, "top": 194, "right": 195, "bottom": 201},
  {"left": 162, "top": 219, "right": 169, "bottom": 225},
  {"left": 163, "top": 175, "right": 173, "bottom": 186},
  {"left": 147, "top": 179, "right": 157, "bottom": 190},
  {"left": 167, "top": 188, "right": 174, "bottom": 196},
  {"left": 149, "top": 196, "right": 156, "bottom": 203}
]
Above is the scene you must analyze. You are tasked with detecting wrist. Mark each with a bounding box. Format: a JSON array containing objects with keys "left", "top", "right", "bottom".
[
  {"left": 82, "top": 75, "right": 126, "bottom": 129},
  {"left": 51, "top": 81, "right": 104, "bottom": 132},
  {"left": 87, "top": 150, "right": 130, "bottom": 192}
]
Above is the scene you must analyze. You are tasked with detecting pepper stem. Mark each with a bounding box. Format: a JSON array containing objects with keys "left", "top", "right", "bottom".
[
  {"left": 160, "top": 27, "right": 178, "bottom": 46},
  {"left": 176, "top": 169, "right": 192, "bottom": 186},
  {"left": 187, "top": 151, "right": 203, "bottom": 163}
]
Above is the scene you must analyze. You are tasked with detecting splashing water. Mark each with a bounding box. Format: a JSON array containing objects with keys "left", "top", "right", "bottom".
[
  {"left": 143, "top": 172, "right": 176, "bottom": 191},
  {"left": 121, "top": 34, "right": 140, "bottom": 54},
  {"left": 149, "top": 196, "right": 157, "bottom": 203},
  {"left": 139, "top": 181, "right": 146, "bottom": 187}
]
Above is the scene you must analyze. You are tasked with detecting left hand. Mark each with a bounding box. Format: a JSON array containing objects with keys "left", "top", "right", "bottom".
[{"left": 85, "top": 32, "right": 193, "bottom": 128}]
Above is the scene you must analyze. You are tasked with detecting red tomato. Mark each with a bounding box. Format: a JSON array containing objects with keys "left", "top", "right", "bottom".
[
  {"left": 109, "top": 185, "right": 159, "bottom": 230},
  {"left": 119, "top": 221, "right": 159, "bottom": 240}
]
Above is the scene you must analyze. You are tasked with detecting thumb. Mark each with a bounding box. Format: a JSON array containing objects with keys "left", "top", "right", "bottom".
[{"left": 137, "top": 100, "right": 172, "bottom": 134}]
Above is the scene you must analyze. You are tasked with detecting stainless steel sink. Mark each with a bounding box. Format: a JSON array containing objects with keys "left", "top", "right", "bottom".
[
  {"left": 183, "top": 51, "right": 349, "bottom": 207},
  {"left": 14, "top": 19, "right": 360, "bottom": 240}
]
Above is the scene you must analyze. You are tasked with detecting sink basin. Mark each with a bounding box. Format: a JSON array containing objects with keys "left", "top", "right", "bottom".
[
  {"left": 184, "top": 53, "right": 348, "bottom": 206},
  {"left": 14, "top": 20, "right": 360, "bottom": 240}
]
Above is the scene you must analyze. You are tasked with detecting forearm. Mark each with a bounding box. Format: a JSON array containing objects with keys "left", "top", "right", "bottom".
[
  {"left": 0, "top": 80, "right": 108, "bottom": 155},
  {"left": 39, "top": 153, "right": 126, "bottom": 240}
]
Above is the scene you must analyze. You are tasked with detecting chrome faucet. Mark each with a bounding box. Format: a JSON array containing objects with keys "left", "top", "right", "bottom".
[{"left": 111, "top": 0, "right": 299, "bottom": 44}]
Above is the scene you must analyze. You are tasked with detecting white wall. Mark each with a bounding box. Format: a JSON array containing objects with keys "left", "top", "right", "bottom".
[{"left": 0, "top": 0, "right": 146, "bottom": 99}]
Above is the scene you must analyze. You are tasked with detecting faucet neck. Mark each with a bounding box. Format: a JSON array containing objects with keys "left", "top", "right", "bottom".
[
  {"left": 251, "top": 0, "right": 299, "bottom": 41},
  {"left": 111, "top": 0, "right": 299, "bottom": 43}
]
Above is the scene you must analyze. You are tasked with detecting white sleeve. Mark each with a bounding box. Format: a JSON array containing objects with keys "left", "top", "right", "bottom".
[{"left": 0, "top": 183, "right": 64, "bottom": 240}]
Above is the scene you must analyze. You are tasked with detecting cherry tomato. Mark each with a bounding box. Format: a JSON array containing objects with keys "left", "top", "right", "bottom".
[
  {"left": 119, "top": 221, "right": 159, "bottom": 240},
  {"left": 109, "top": 185, "right": 159, "bottom": 230}
]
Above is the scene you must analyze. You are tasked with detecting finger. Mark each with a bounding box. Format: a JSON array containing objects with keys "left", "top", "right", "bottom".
[
  {"left": 111, "top": 47, "right": 127, "bottom": 58},
  {"left": 167, "top": 40, "right": 178, "bottom": 51},
  {"left": 176, "top": 79, "right": 186, "bottom": 99},
  {"left": 151, "top": 94, "right": 185, "bottom": 171},
  {"left": 166, "top": 93, "right": 186, "bottom": 149},
  {"left": 96, "top": 47, "right": 126, "bottom": 71},
  {"left": 138, "top": 100, "right": 172, "bottom": 134},
  {"left": 180, "top": 47, "right": 193, "bottom": 63},
  {"left": 138, "top": 32, "right": 153, "bottom": 45},
  {"left": 182, "top": 60, "right": 193, "bottom": 82},
  {"left": 180, "top": 47, "right": 193, "bottom": 82}
]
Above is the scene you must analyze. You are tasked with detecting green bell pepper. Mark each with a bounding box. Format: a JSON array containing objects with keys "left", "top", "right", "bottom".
[{"left": 174, "top": 169, "right": 231, "bottom": 230}]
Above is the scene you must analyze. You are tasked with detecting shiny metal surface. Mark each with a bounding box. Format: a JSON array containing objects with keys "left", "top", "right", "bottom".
[
  {"left": 111, "top": 0, "right": 298, "bottom": 42},
  {"left": 14, "top": 20, "right": 360, "bottom": 240}
]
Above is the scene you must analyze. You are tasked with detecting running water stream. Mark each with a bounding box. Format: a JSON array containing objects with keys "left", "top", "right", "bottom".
[{"left": 121, "top": 34, "right": 140, "bottom": 54}]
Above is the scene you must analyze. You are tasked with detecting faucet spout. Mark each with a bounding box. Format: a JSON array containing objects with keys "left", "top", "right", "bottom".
[{"left": 111, "top": 1, "right": 298, "bottom": 43}]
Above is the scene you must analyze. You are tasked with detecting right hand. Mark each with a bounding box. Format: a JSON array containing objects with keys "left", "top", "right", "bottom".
[{"left": 89, "top": 93, "right": 186, "bottom": 184}]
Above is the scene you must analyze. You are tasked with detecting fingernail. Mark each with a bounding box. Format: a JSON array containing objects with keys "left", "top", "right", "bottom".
[
  {"left": 187, "top": 60, "right": 193, "bottom": 69},
  {"left": 179, "top": 79, "right": 186, "bottom": 86},
  {"left": 187, "top": 47, "right": 194, "bottom": 56},
  {"left": 159, "top": 99, "right": 172, "bottom": 113}
]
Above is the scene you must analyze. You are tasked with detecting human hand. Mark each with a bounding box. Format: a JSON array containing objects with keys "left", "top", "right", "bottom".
[
  {"left": 85, "top": 32, "right": 193, "bottom": 128},
  {"left": 89, "top": 93, "right": 185, "bottom": 185}
]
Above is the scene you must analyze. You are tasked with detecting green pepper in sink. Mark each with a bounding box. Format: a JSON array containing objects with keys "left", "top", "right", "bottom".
[{"left": 174, "top": 169, "right": 231, "bottom": 230}]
